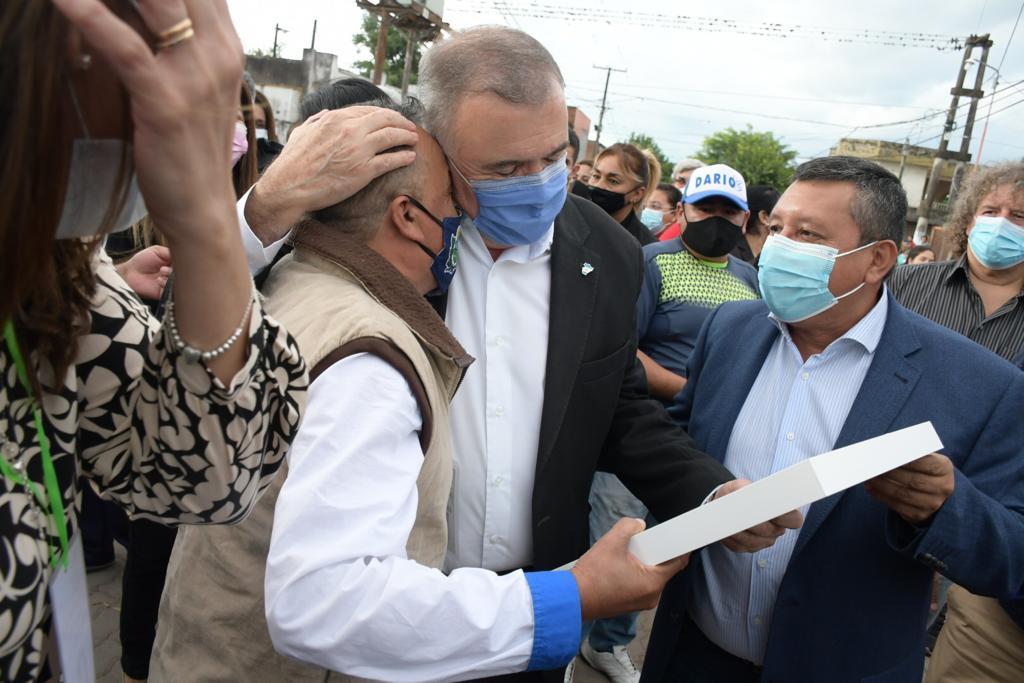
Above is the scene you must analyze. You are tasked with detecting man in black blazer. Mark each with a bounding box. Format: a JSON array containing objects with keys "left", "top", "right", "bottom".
[{"left": 241, "top": 28, "right": 798, "bottom": 683}]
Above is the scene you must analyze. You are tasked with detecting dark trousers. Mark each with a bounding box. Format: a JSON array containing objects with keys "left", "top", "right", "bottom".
[
  {"left": 80, "top": 480, "right": 128, "bottom": 567},
  {"left": 662, "top": 614, "right": 761, "bottom": 683},
  {"left": 119, "top": 518, "right": 177, "bottom": 679}
]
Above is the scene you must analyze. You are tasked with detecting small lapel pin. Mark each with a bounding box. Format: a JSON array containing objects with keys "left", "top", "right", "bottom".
[{"left": 581, "top": 262, "right": 594, "bottom": 276}]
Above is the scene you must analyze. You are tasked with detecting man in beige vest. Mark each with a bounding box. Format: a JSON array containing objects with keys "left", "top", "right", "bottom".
[{"left": 151, "top": 99, "right": 687, "bottom": 682}]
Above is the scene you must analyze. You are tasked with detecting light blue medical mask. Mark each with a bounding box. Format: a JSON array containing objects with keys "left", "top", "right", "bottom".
[
  {"left": 968, "top": 216, "right": 1024, "bottom": 270},
  {"left": 758, "top": 234, "right": 877, "bottom": 323},
  {"left": 454, "top": 158, "right": 568, "bottom": 246},
  {"left": 640, "top": 208, "right": 668, "bottom": 232}
]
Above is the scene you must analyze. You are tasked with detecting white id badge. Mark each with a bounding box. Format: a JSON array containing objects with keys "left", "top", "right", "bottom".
[{"left": 47, "top": 536, "right": 95, "bottom": 683}]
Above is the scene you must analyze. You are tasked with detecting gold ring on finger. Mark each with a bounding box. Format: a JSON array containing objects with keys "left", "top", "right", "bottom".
[{"left": 155, "top": 18, "right": 195, "bottom": 50}]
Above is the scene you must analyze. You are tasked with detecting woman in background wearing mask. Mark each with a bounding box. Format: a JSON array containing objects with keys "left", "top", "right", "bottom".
[
  {"left": 641, "top": 182, "right": 682, "bottom": 238},
  {"left": 0, "top": 2, "right": 315, "bottom": 680},
  {"left": 588, "top": 143, "right": 661, "bottom": 246},
  {"left": 245, "top": 87, "right": 284, "bottom": 174},
  {"left": 251, "top": 89, "right": 279, "bottom": 143},
  {"left": 233, "top": 82, "right": 260, "bottom": 196}
]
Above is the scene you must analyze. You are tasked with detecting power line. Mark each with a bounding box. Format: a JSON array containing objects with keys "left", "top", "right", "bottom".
[
  {"left": 567, "top": 78, "right": 1024, "bottom": 133},
  {"left": 912, "top": 96, "right": 1024, "bottom": 146},
  {"left": 974, "top": 1, "right": 1024, "bottom": 165},
  {"left": 569, "top": 82, "right": 927, "bottom": 110},
  {"left": 855, "top": 79, "right": 1024, "bottom": 129},
  {"left": 448, "top": 1, "right": 963, "bottom": 51},
  {"left": 995, "top": 0, "right": 1024, "bottom": 72}
]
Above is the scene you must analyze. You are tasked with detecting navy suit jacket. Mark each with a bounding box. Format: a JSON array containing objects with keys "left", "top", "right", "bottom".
[{"left": 642, "top": 295, "right": 1024, "bottom": 683}]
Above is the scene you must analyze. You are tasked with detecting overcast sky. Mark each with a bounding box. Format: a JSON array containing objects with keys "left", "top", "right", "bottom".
[{"left": 226, "top": 0, "right": 1024, "bottom": 166}]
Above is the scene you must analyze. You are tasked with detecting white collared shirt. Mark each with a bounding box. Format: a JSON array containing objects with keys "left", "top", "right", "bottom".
[
  {"left": 237, "top": 187, "right": 290, "bottom": 273},
  {"left": 235, "top": 198, "right": 556, "bottom": 573},
  {"left": 264, "top": 354, "right": 542, "bottom": 681},
  {"left": 445, "top": 221, "right": 555, "bottom": 572}
]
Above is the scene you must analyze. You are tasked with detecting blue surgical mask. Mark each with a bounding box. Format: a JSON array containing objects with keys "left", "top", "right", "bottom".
[
  {"left": 454, "top": 158, "right": 568, "bottom": 246},
  {"left": 641, "top": 207, "right": 668, "bottom": 232},
  {"left": 968, "top": 216, "right": 1024, "bottom": 270},
  {"left": 406, "top": 196, "right": 462, "bottom": 294},
  {"left": 758, "top": 234, "right": 877, "bottom": 323}
]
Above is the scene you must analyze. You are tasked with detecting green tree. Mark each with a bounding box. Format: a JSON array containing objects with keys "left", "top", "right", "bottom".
[
  {"left": 352, "top": 13, "right": 421, "bottom": 88},
  {"left": 247, "top": 47, "right": 271, "bottom": 58},
  {"left": 626, "top": 132, "right": 673, "bottom": 183},
  {"left": 695, "top": 125, "right": 797, "bottom": 189}
]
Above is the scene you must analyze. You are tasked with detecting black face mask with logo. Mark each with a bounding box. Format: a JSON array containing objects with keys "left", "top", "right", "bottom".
[{"left": 681, "top": 215, "right": 743, "bottom": 258}]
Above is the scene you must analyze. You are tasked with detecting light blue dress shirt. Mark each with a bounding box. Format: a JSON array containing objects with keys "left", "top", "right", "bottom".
[{"left": 690, "top": 291, "right": 890, "bottom": 665}]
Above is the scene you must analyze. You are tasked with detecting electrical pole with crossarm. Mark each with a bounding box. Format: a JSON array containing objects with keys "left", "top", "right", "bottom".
[
  {"left": 592, "top": 65, "right": 626, "bottom": 151},
  {"left": 914, "top": 34, "right": 992, "bottom": 242}
]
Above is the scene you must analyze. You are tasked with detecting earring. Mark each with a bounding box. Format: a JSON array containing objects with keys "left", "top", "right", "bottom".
[{"left": 75, "top": 53, "right": 92, "bottom": 71}]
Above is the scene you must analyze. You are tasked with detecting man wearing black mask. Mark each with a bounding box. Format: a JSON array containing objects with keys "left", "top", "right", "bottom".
[{"left": 636, "top": 164, "right": 759, "bottom": 401}]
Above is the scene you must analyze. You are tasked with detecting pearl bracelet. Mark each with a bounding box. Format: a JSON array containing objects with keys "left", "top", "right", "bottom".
[{"left": 165, "top": 285, "right": 256, "bottom": 364}]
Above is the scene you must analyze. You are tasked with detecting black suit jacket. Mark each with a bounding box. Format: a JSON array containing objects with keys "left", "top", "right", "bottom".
[
  {"left": 621, "top": 210, "right": 656, "bottom": 246},
  {"left": 434, "top": 194, "right": 732, "bottom": 573}
]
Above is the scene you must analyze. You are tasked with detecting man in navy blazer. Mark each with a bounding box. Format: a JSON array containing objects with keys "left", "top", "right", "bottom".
[{"left": 641, "top": 156, "right": 1024, "bottom": 683}]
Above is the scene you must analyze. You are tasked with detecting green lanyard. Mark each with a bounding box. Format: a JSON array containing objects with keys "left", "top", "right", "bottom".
[{"left": 2, "top": 321, "right": 69, "bottom": 569}]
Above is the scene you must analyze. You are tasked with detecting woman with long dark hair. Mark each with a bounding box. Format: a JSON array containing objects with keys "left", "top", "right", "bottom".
[{"left": 0, "top": 2, "right": 308, "bottom": 679}]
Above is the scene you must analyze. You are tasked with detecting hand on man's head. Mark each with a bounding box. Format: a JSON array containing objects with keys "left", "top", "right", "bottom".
[{"left": 246, "top": 106, "right": 419, "bottom": 245}]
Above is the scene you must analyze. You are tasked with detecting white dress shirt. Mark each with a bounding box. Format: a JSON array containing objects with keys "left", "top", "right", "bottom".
[
  {"left": 265, "top": 353, "right": 541, "bottom": 682},
  {"left": 444, "top": 221, "right": 554, "bottom": 573},
  {"left": 237, "top": 197, "right": 557, "bottom": 574},
  {"left": 237, "top": 187, "right": 290, "bottom": 273},
  {"left": 691, "top": 292, "right": 889, "bottom": 664}
]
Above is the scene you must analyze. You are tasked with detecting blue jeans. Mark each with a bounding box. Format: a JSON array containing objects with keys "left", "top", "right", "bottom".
[{"left": 585, "top": 473, "right": 654, "bottom": 652}]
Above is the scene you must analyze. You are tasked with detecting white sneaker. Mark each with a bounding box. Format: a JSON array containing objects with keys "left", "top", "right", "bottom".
[
  {"left": 580, "top": 640, "right": 640, "bottom": 683},
  {"left": 563, "top": 656, "right": 577, "bottom": 683}
]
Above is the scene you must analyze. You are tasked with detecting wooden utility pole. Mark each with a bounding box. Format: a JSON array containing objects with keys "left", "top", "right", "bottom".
[
  {"left": 372, "top": 12, "right": 391, "bottom": 86},
  {"left": 358, "top": 1, "right": 449, "bottom": 89},
  {"left": 897, "top": 137, "right": 909, "bottom": 181},
  {"left": 272, "top": 23, "right": 288, "bottom": 58},
  {"left": 592, "top": 65, "right": 626, "bottom": 150},
  {"left": 915, "top": 34, "right": 992, "bottom": 242},
  {"left": 401, "top": 29, "right": 420, "bottom": 96}
]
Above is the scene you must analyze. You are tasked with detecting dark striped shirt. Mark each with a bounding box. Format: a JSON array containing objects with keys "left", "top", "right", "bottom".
[{"left": 888, "top": 255, "right": 1024, "bottom": 363}]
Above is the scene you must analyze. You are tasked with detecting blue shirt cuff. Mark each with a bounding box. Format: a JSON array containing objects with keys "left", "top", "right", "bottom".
[{"left": 524, "top": 570, "right": 582, "bottom": 671}]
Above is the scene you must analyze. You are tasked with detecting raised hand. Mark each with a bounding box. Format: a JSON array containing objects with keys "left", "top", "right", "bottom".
[{"left": 245, "top": 106, "right": 419, "bottom": 244}]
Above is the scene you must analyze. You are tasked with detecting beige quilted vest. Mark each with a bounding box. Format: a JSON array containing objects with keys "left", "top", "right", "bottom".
[{"left": 150, "top": 222, "right": 471, "bottom": 683}]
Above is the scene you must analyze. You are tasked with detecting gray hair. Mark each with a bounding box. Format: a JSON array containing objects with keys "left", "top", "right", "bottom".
[
  {"left": 792, "top": 156, "right": 907, "bottom": 248},
  {"left": 672, "top": 158, "right": 705, "bottom": 177},
  {"left": 311, "top": 98, "right": 425, "bottom": 241},
  {"left": 418, "top": 26, "right": 565, "bottom": 147},
  {"left": 947, "top": 161, "right": 1024, "bottom": 253}
]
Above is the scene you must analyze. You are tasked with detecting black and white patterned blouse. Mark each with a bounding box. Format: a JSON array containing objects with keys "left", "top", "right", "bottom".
[{"left": 0, "top": 254, "right": 307, "bottom": 681}]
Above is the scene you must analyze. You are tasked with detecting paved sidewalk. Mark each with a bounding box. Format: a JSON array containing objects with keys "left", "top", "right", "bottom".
[
  {"left": 87, "top": 545, "right": 126, "bottom": 683},
  {"left": 88, "top": 549, "right": 653, "bottom": 683}
]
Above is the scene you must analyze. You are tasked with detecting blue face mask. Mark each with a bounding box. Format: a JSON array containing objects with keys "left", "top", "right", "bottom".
[
  {"left": 968, "top": 216, "right": 1024, "bottom": 270},
  {"left": 406, "top": 196, "right": 462, "bottom": 294},
  {"left": 454, "top": 158, "right": 568, "bottom": 246},
  {"left": 758, "top": 234, "right": 877, "bottom": 323},
  {"left": 640, "top": 207, "right": 668, "bottom": 232}
]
